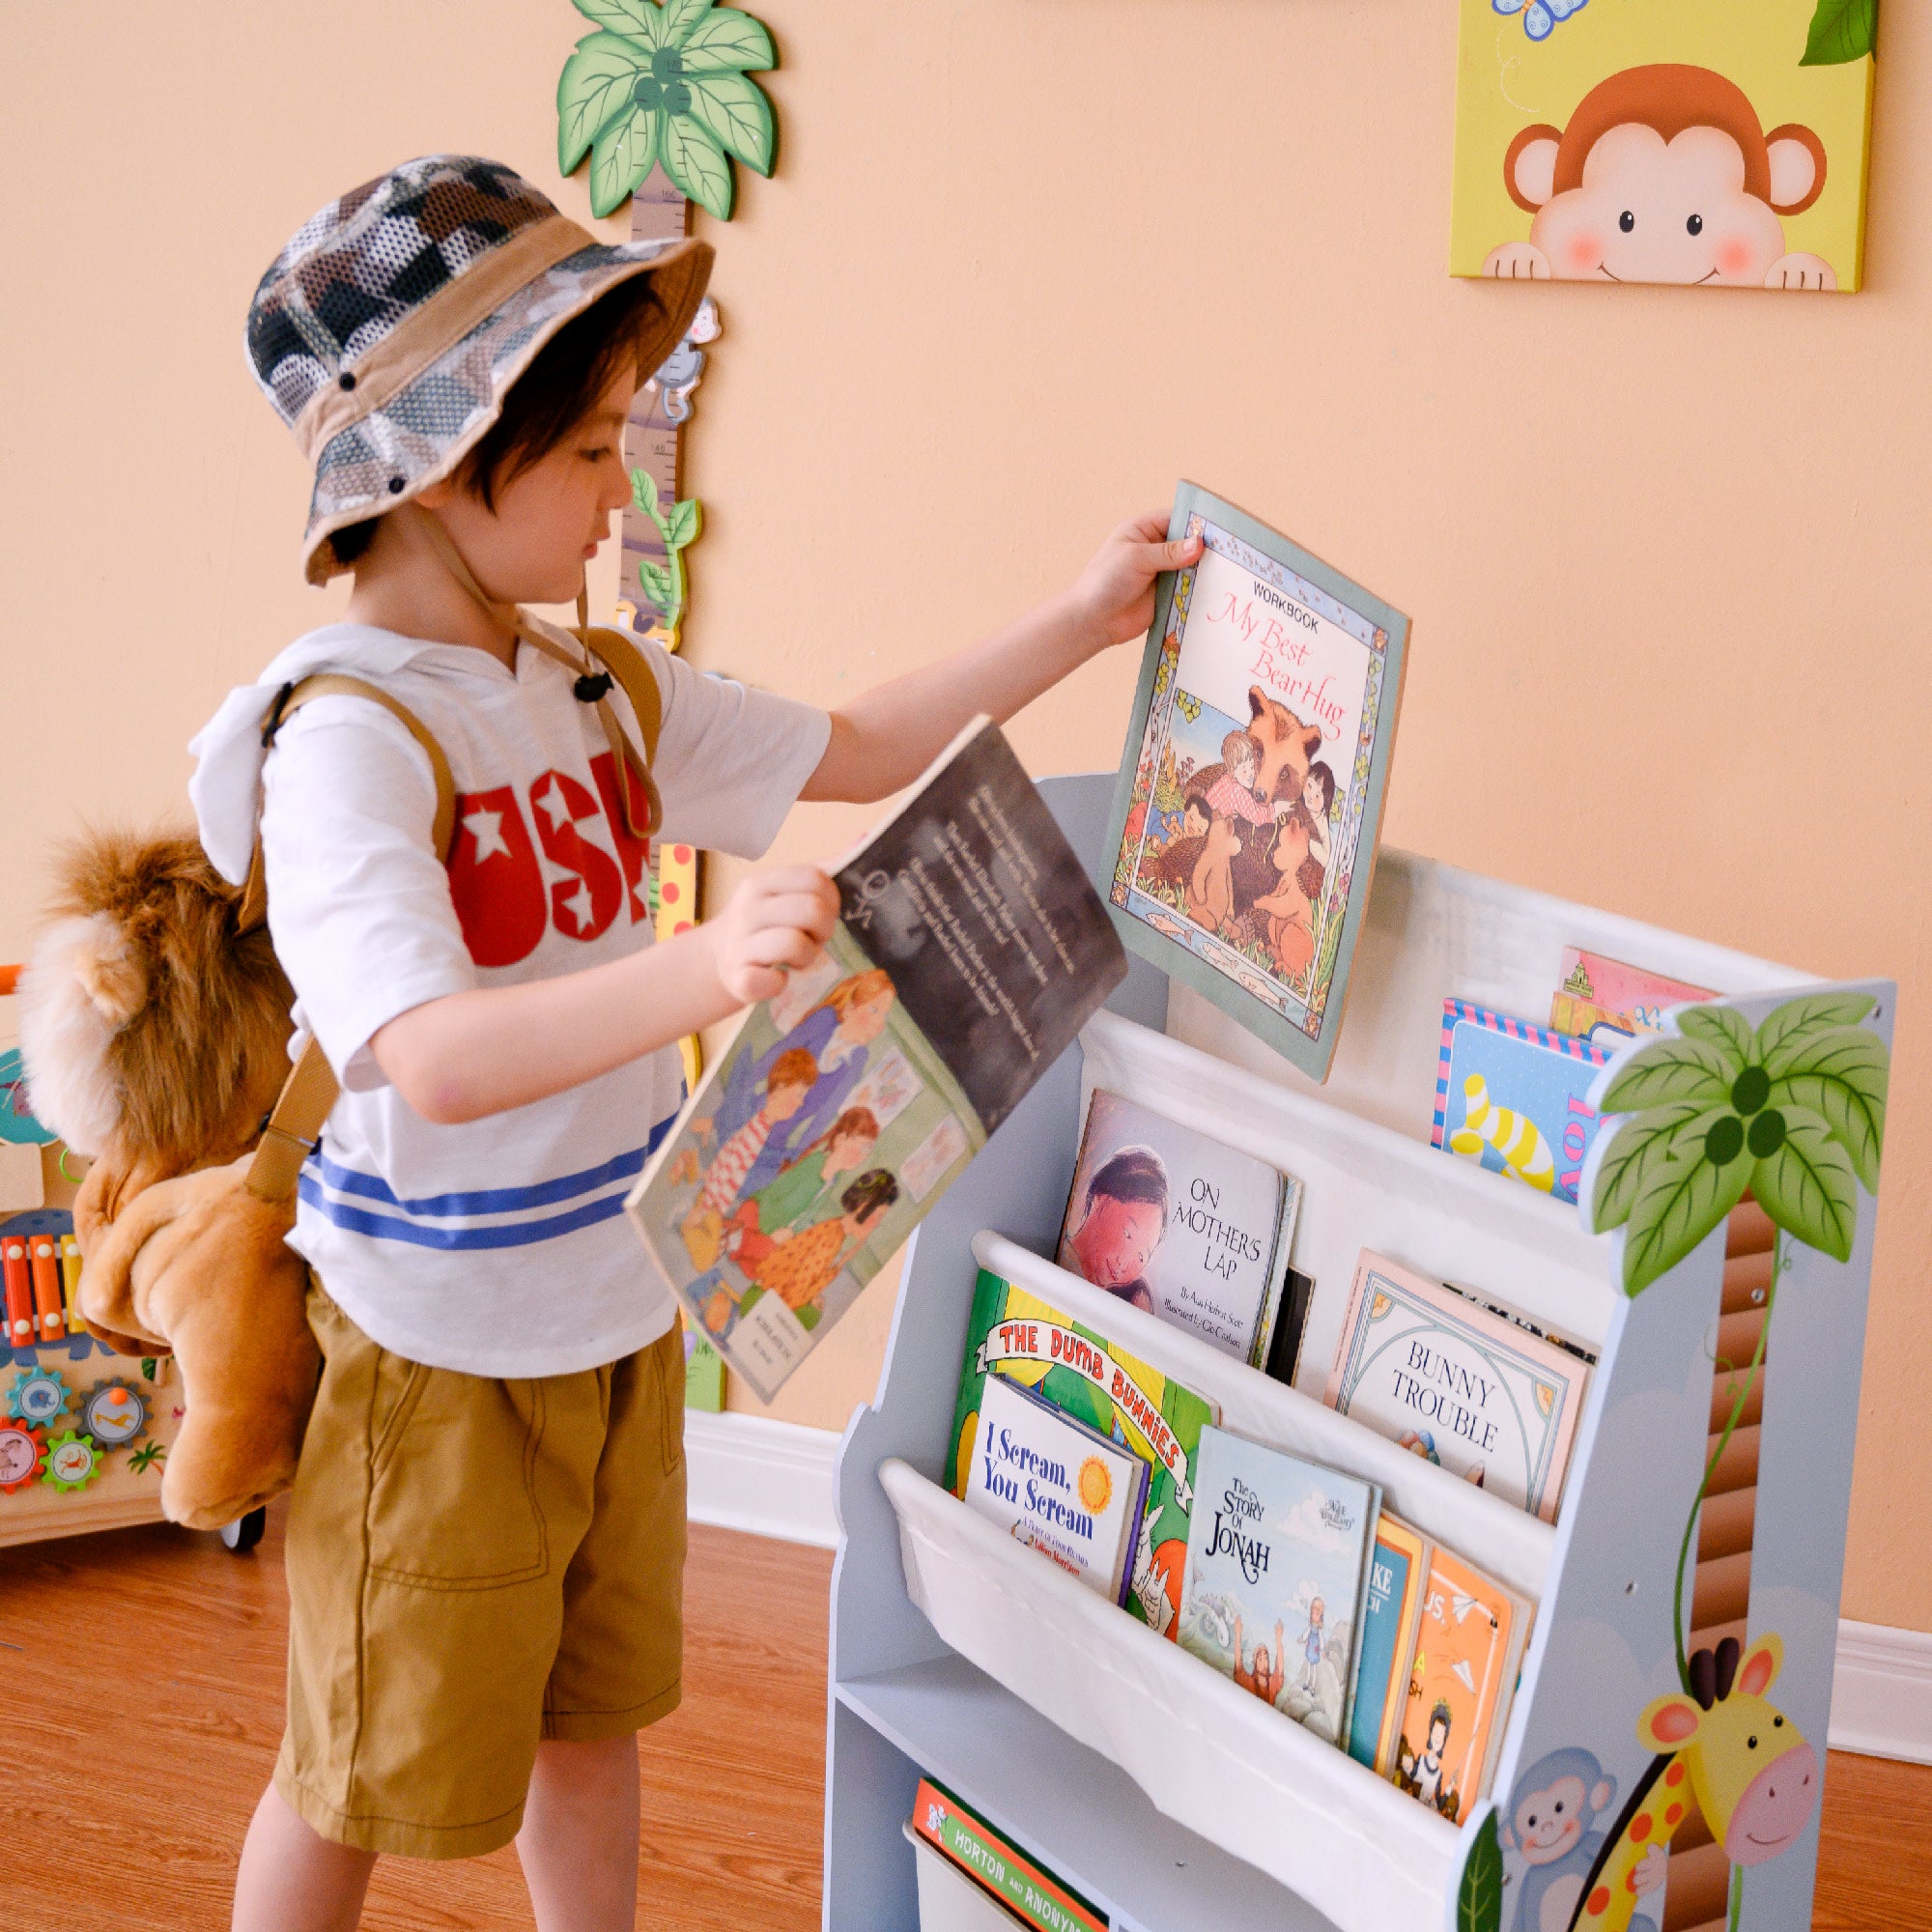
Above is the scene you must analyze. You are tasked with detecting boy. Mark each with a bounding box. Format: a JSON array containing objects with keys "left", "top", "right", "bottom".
[{"left": 202, "top": 156, "right": 1201, "bottom": 1932}]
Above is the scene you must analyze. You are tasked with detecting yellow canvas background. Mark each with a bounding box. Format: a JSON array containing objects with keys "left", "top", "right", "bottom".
[{"left": 1451, "top": 0, "right": 1876, "bottom": 287}]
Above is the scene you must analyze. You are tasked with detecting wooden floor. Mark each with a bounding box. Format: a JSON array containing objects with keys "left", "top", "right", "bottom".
[{"left": 2, "top": 1507, "right": 1927, "bottom": 1929}]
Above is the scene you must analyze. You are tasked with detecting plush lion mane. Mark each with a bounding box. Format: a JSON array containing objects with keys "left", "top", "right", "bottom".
[{"left": 17, "top": 829, "right": 295, "bottom": 1190}]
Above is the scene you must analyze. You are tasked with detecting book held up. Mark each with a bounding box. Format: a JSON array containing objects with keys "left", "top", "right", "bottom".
[{"left": 627, "top": 721, "right": 1126, "bottom": 1401}]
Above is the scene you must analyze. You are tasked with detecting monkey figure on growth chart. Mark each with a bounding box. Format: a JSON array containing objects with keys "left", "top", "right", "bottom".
[
  {"left": 1501, "top": 1747, "right": 1664, "bottom": 1932},
  {"left": 1484, "top": 64, "right": 1836, "bottom": 290}
]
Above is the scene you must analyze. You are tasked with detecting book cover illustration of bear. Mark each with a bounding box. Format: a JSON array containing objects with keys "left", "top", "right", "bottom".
[
  {"left": 1324, "top": 1251, "right": 1586, "bottom": 1524},
  {"left": 1100, "top": 482, "right": 1408, "bottom": 1079},
  {"left": 951, "top": 1267, "right": 1219, "bottom": 1641},
  {"left": 960, "top": 1371, "right": 1151, "bottom": 1606},
  {"left": 1057, "top": 1088, "right": 1302, "bottom": 1368},
  {"left": 1177, "top": 1425, "right": 1381, "bottom": 1747},
  {"left": 629, "top": 721, "right": 1125, "bottom": 1401}
]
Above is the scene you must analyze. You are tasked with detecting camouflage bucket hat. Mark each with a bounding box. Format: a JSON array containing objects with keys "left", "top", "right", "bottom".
[{"left": 246, "top": 155, "right": 712, "bottom": 584}]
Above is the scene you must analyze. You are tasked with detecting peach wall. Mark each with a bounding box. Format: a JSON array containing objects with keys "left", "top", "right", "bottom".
[{"left": 0, "top": 4, "right": 1924, "bottom": 1629}]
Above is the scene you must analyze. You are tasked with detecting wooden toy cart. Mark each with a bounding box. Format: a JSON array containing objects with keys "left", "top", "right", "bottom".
[{"left": 824, "top": 775, "right": 1888, "bottom": 1932}]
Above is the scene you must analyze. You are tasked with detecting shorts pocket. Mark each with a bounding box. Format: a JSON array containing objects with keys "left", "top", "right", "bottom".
[{"left": 366, "top": 1365, "right": 550, "bottom": 1589}]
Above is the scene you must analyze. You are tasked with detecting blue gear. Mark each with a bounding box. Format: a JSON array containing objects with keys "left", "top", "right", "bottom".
[{"left": 5, "top": 1365, "right": 72, "bottom": 1429}]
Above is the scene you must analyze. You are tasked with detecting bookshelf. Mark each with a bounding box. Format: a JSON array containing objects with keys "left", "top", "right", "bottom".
[{"left": 824, "top": 774, "right": 1889, "bottom": 1932}]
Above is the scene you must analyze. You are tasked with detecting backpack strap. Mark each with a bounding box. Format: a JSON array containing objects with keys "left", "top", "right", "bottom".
[{"left": 239, "top": 673, "right": 458, "bottom": 1205}]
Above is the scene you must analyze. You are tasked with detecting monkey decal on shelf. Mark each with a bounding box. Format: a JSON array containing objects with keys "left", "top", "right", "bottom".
[
  {"left": 1501, "top": 1747, "right": 1664, "bottom": 1932},
  {"left": 1483, "top": 66, "right": 1836, "bottom": 290}
]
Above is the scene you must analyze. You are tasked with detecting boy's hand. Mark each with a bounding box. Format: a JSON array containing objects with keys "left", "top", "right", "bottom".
[
  {"left": 1067, "top": 513, "right": 1207, "bottom": 652},
  {"left": 704, "top": 866, "right": 840, "bottom": 1005}
]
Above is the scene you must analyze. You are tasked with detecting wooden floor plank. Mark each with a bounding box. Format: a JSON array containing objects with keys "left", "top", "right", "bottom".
[{"left": 3, "top": 1506, "right": 1928, "bottom": 1928}]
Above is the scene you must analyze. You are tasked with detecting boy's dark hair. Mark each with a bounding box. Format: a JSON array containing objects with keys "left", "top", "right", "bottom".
[
  {"left": 330, "top": 274, "right": 666, "bottom": 564},
  {"left": 1429, "top": 1701, "right": 1454, "bottom": 1744},
  {"left": 841, "top": 1168, "right": 900, "bottom": 1222},
  {"left": 1085, "top": 1145, "right": 1170, "bottom": 1225}
]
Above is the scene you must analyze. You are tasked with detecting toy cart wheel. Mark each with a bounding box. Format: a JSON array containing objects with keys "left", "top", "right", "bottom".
[{"left": 219, "top": 1507, "right": 267, "bottom": 1552}]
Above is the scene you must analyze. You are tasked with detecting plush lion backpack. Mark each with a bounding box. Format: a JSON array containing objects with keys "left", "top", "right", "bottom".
[{"left": 17, "top": 600, "right": 663, "bottom": 1530}]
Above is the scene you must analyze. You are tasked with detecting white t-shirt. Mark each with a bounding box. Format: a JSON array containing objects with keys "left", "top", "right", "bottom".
[{"left": 187, "top": 621, "right": 830, "bottom": 1378}]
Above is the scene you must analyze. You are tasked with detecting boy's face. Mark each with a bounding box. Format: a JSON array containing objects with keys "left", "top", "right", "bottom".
[
  {"left": 1071, "top": 1193, "right": 1164, "bottom": 1288},
  {"left": 419, "top": 362, "right": 636, "bottom": 606},
  {"left": 765, "top": 1080, "right": 810, "bottom": 1122}
]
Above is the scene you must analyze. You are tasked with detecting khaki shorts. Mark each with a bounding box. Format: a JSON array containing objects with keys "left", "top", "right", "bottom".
[{"left": 275, "top": 1279, "right": 687, "bottom": 1860}]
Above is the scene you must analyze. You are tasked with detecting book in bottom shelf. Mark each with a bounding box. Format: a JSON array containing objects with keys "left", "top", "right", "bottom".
[
  {"left": 908, "top": 1776, "right": 1108, "bottom": 1932},
  {"left": 1178, "top": 1424, "right": 1381, "bottom": 1747},
  {"left": 960, "top": 1372, "right": 1151, "bottom": 1607},
  {"left": 1389, "top": 1540, "right": 1530, "bottom": 1827}
]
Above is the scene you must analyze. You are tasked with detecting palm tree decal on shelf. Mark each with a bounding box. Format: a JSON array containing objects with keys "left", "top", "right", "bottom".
[
  {"left": 1588, "top": 991, "right": 1887, "bottom": 1296},
  {"left": 557, "top": 0, "right": 777, "bottom": 219}
]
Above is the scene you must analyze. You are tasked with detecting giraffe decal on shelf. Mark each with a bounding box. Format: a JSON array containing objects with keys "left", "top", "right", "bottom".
[{"left": 1566, "top": 1636, "right": 1817, "bottom": 1932}]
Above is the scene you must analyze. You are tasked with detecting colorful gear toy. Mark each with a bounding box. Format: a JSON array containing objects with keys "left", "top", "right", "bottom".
[
  {"left": 42, "top": 1429, "right": 101, "bottom": 1492},
  {"left": 80, "top": 1378, "right": 149, "bottom": 1448},
  {"left": 6, "top": 1366, "right": 72, "bottom": 1430},
  {"left": 0, "top": 1419, "right": 44, "bottom": 1492}
]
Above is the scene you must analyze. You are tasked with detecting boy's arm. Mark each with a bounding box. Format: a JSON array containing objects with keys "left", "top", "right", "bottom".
[
  {"left": 373, "top": 867, "right": 838, "bottom": 1124},
  {"left": 800, "top": 514, "right": 1205, "bottom": 805}
]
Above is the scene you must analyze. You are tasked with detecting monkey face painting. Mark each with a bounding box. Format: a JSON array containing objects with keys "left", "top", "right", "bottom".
[
  {"left": 1450, "top": 1, "right": 1876, "bottom": 293},
  {"left": 1492, "top": 66, "right": 1833, "bottom": 289}
]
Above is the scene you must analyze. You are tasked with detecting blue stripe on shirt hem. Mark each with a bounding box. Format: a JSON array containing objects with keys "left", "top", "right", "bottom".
[
  {"left": 297, "top": 1176, "right": 638, "bottom": 1250},
  {"left": 307, "top": 1109, "right": 680, "bottom": 1218}
]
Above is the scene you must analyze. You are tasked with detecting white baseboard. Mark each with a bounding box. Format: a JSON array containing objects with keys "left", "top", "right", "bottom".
[
  {"left": 684, "top": 1408, "right": 840, "bottom": 1549},
  {"left": 685, "top": 1411, "right": 1932, "bottom": 1765},
  {"left": 1830, "top": 1617, "right": 1932, "bottom": 1765}
]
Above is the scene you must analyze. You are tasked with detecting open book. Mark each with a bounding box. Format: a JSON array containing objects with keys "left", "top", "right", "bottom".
[{"left": 627, "top": 720, "right": 1127, "bottom": 1401}]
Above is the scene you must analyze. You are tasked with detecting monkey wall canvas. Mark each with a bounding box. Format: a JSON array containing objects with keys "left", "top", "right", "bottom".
[{"left": 1452, "top": 0, "right": 1877, "bottom": 291}]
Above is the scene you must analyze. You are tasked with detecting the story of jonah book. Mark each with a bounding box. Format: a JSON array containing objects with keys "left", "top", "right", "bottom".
[
  {"left": 627, "top": 720, "right": 1126, "bottom": 1402},
  {"left": 1099, "top": 482, "right": 1409, "bottom": 1080},
  {"left": 951, "top": 1266, "right": 1219, "bottom": 1641},
  {"left": 1178, "top": 1425, "right": 1381, "bottom": 1747}
]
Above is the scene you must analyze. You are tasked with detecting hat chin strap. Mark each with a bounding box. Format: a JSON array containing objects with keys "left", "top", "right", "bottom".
[{"left": 407, "top": 504, "right": 652, "bottom": 839}]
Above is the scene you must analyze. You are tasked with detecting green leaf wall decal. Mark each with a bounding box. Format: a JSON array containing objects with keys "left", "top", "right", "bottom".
[
  {"left": 1457, "top": 1812, "right": 1504, "bottom": 1932},
  {"left": 1752, "top": 1106, "right": 1859, "bottom": 1261},
  {"left": 666, "top": 497, "right": 701, "bottom": 548},
  {"left": 662, "top": 112, "right": 734, "bottom": 218},
  {"left": 1755, "top": 991, "right": 1875, "bottom": 1073},
  {"left": 1802, "top": 0, "right": 1879, "bottom": 66},
  {"left": 558, "top": 34, "right": 653, "bottom": 174},
  {"left": 590, "top": 105, "right": 663, "bottom": 216},
  {"left": 680, "top": 7, "right": 777, "bottom": 71},
  {"left": 1599, "top": 1039, "right": 1736, "bottom": 1114},
  {"left": 574, "top": 0, "right": 666, "bottom": 46},
  {"left": 685, "top": 69, "right": 776, "bottom": 173},
  {"left": 1623, "top": 1137, "right": 1754, "bottom": 1296},
  {"left": 1591, "top": 1101, "right": 1710, "bottom": 1234},
  {"left": 1767, "top": 1027, "right": 1888, "bottom": 1191}
]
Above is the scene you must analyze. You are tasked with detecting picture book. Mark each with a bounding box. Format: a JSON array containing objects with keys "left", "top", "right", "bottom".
[
  {"left": 962, "top": 1372, "right": 1149, "bottom": 1606},
  {"left": 1264, "top": 1265, "right": 1317, "bottom": 1389},
  {"left": 1432, "top": 999, "right": 1614, "bottom": 1206},
  {"left": 1324, "top": 1251, "right": 1587, "bottom": 1524},
  {"left": 628, "top": 720, "right": 1126, "bottom": 1402},
  {"left": 1549, "top": 947, "right": 1716, "bottom": 1046},
  {"left": 909, "top": 1779, "right": 1107, "bottom": 1932},
  {"left": 1390, "top": 1541, "right": 1529, "bottom": 1826},
  {"left": 1178, "top": 1425, "right": 1381, "bottom": 1747},
  {"left": 1451, "top": 0, "right": 1876, "bottom": 293},
  {"left": 1347, "top": 1513, "right": 1429, "bottom": 1776},
  {"left": 1100, "top": 482, "right": 1408, "bottom": 1080},
  {"left": 952, "top": 1267, "right": 1219, "bottom": 1640},
  {"left": 1057, "top": 1089, "right": 1301, "bottom": 1368}
]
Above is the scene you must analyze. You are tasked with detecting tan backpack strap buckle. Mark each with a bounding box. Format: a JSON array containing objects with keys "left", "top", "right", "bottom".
[{"left": 244, "top": 1037, "right": 340, "bottom": 1204}]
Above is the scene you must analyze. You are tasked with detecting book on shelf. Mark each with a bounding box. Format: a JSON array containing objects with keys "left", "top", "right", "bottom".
[
  {"left": 952, "top": 1266, "right": 1219, "bottom": 1641},
  {"left": 961, "top": 1373, "right": 1150, "bottom": 1607},
  {"left": 1323, "top": 1250, "right": 1587, "bottom": 1524},
  {"left": 1432, "top": 999, "right": 1615, "bottom": 1207},
  {"left": 1178, "top": 1424, "right": 1382, "bottom": 1747},
  {"left": 1098, "top": 481, "right": 1409, "bottom": 1081},
  {"left": 908, "top": 1778, "right": 1108, "bottom": 1932},
  {"left": 627, "top": 719, "right": 1126, "bottom": 1402},
  {"left": 1056, "top": 1088, "right": 1302, "bottom": 1368},
  {"left": 1549, "top": 946, "right": 1715, "bottom": 1046},
  {"left": 1263, "top": 1264, "right": 1317, "bottom": 1389},
  {"left": 1390, "top": 1540, "right": 1530, "bottom": 1826},
  {"left": 1347, "top": 1512, "right": 1429, "bottom": 1776}
]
